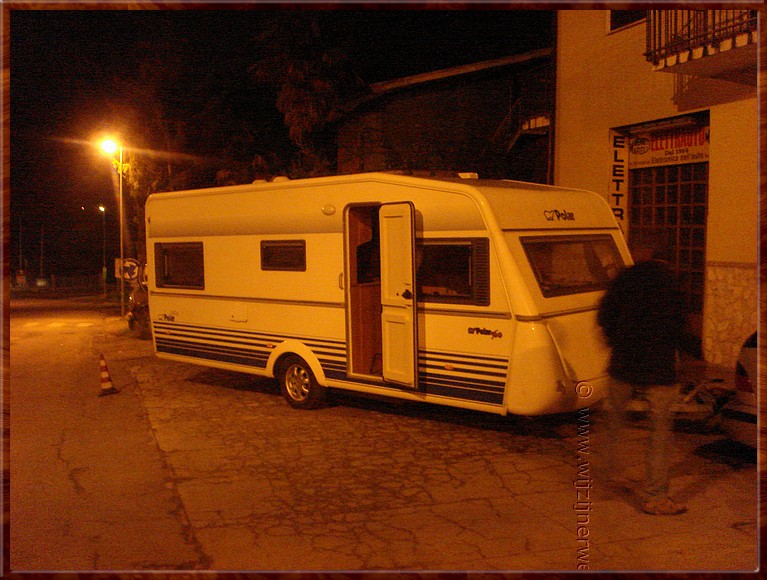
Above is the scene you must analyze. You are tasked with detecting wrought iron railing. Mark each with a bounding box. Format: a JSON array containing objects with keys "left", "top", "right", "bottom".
[{"left": 645, "top": 10, "right": 758, "bottom": 65}]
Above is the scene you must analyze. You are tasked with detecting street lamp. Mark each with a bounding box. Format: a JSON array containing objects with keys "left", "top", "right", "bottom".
[
  {"left": 98, "top": 204, "right": 107, "bottom": 298},
  {"left": 100, "top": 139, "right": 125, "bottom": 317}
]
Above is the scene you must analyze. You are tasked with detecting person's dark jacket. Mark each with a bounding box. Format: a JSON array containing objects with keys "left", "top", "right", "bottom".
[{"left": 597, "top": 260, "right": 687, "bottom": 385}]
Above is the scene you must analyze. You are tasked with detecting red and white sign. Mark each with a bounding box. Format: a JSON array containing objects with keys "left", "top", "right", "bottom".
[{"left": 629, "top": 125, "right": 709, "bottom": 169}]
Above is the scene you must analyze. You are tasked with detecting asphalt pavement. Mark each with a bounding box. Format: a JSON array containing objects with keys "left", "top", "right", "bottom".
[
  {"left": 9, "top": 300, "right": 203, "bottom": 570},
  {"left": 10, "top": 297, "right": 761, "bottom": 572}
]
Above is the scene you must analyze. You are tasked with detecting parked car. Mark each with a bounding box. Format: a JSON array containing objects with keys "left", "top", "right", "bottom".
[{"left": 721, "top": 332, "right": 758, "bottom": 448}]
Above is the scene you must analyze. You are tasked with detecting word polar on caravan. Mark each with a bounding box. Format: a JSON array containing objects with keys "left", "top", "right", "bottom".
[{"left": 476, "top": 180, "right": 621, "bottom": 232}]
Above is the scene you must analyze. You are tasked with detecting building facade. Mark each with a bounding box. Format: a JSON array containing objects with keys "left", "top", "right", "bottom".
[
  {"left": 336, "top": 50, "right": 555, "bottom": 183},
  {"left": 554, "top": 10, "right": 758, "bottom": 365}
]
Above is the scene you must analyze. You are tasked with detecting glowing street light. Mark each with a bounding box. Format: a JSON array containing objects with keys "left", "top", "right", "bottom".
[
  {"left": 100, "top": 138, "right": 125, "bottom": 316},
  {"left": 100, "top": 139, "right": 118, "bottom": 156}
]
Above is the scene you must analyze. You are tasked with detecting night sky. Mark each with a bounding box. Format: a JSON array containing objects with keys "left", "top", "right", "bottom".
[{"left": 10, "top": 8, "right": 554, "bottom": 277}]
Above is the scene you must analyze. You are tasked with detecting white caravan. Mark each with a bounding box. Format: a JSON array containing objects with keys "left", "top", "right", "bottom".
[{"left": 145, "top": 172, "right": 631, "bottom": 416}]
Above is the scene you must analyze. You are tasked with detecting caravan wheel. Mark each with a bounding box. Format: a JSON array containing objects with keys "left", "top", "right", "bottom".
[{"left": 279, "top": 355, "right": 326, "bottom": 410}]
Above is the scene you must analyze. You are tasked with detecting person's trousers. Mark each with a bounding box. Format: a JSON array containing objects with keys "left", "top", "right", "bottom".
[{"left": 605, "top": 379, "right": 679, "bottom": 500}]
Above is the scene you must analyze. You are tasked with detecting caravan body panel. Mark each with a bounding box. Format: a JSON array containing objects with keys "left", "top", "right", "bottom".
[{"left": 146, "top": 172, "right": 630, "bottom": 416}]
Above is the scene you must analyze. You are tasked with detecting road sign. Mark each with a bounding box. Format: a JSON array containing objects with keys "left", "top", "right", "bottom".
[{"left": 115, "top": 258, "right": 141, "bottom": 280}]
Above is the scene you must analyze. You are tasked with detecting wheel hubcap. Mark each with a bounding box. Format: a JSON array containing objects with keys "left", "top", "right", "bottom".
[{"left": 285, "top": 364, "right": 310, "bottom": 401}]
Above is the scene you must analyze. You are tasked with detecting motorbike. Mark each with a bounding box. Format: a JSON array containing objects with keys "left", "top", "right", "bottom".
[{"left": 126, "top": 266, "right": 151, "bottom": 339}]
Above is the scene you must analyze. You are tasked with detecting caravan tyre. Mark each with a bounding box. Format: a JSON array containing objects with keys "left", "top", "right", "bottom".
[{"left": 279, "top": 355, "right": 326, "bottom": 410}]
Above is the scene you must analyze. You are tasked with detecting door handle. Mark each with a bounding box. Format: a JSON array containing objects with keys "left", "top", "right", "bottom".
[{"left": 401, "top": 289, "right": 413, "bottom": 300}]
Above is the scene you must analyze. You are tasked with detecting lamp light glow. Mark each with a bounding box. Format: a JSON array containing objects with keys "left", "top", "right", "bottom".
[{"left": 100, "top": 139, "right": 118, "bottom": 155}]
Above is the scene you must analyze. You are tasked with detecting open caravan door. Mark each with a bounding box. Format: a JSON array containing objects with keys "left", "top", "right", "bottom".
[{"left": 379, "top": 202, "right": 418, "bottom": 389}]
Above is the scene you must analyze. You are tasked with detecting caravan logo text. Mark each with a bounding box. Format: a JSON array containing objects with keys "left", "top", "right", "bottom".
[{"left": 544, "top": 209, "right": 575, "bottom": 221}]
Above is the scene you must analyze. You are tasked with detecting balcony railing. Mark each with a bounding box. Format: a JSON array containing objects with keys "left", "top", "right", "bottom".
[{"left": 645, "top": 10, "right": 758, "bottom": 66}]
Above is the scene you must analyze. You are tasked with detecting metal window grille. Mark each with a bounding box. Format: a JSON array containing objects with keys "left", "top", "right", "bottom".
[{"left": 629, "top": 163, "right": 708, "bottom": 314}]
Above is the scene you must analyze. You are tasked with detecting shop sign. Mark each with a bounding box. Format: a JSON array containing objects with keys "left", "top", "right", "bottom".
[
  {"left": 629, "top": 124, "right": 709, "bottom": 169},
  {"left": 608, "top": 131, "right": 628, "bottom": 233}
]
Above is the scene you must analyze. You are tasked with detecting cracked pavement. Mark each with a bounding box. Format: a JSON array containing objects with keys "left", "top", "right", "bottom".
[
  {"left": 130, "top": 333, "right": 757, "bottom": 570},
  {"left": 10, "top": 300, "right": 759, "bottom": 571}
]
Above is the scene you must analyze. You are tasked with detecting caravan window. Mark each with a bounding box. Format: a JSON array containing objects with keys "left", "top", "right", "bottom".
[
  {"left": 261, "top": 240, "right": 306, "bottom": 271},
  {"left": 417, "top": 238, "right": 490, "bottom": 306},
  {"left": 154, "top": 242, "right": 205, "bottom": 289},
  {"left": 521, "top": 235, "right": 624, "bottom": 298}
]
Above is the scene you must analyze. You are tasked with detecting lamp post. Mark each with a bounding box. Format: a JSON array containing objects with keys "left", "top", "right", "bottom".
[
  {"left": 100, "top": 139, "right": 125, "bottom": 317},
  {"left": 98, "top": 204, "right": 107, "bottom": 298}
]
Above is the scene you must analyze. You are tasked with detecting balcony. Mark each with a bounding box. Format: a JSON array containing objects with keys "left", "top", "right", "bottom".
[{"left": 645, "top": 10, "right": 758, "bottom": 85}]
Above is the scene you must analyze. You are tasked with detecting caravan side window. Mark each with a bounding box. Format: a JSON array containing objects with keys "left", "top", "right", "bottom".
[
  {"left": 261, "top": 240, "right": 306, "bottom": 271},
  {"left": 155, "top": 242, "right": 205, "bottom": 289},
  {"left": 417, "top": 238, "right": 490, "bottom": 306}
]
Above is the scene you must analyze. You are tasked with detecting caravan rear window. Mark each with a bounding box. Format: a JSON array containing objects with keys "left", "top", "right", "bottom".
[
  {"left": 154, "top": 242, "right": 205, "bottom": 289},
  {"left": 521, "top": 235, "right": 624, "bottom": 298}
]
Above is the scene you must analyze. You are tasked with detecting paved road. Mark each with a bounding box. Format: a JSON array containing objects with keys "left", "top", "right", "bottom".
[
  {"left": 9, "top": 298, "right": 759, "bottom": 571},
  {"left": 10, "top": 299, "right": 204, "bottom": 570}
]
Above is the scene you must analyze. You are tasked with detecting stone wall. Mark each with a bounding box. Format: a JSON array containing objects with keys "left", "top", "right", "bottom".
[{"left": 702, "top": 261, "right": 758, "bottom": 366}]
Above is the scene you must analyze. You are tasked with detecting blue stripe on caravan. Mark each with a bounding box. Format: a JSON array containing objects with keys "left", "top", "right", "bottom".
[
  {"left": 419, "top": 350, "right": 508, "bottom": 368},
  {"left": 154, "top": 321, "right": 507, "bottom": 405},
  {"left": 418, "top": 371, "right": 506, "bottom": 393},
  {"left": 419, "top": 363, "right": 507, "bottom": 379},
  {"left": 154, "top": 335, "right": 269, "bottom": 356},
  {"left": 420, "top": 381, "right": 504, "bottom": 405},
  {"left": 418, "top": 349, "right": 509, "bottom": 405},
  {"left": 324, "top": 370, "right": 505, "bottom": 405},
  {"left": 156, "top": 341, "right": 269, "bottom": 369},
  {"left": 153, "top": 321, "right": 346, "bottom": 348},
  {"left": 153, "top": 320, "right": 346, "bottom": 372},
  {"left": 326, "top": 371, "right": 506, "bottom": 406}
]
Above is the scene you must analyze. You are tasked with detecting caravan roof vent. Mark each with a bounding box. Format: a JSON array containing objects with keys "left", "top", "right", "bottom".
[{"left": 458, "top": 172, "right": 479, "bottom": 179}]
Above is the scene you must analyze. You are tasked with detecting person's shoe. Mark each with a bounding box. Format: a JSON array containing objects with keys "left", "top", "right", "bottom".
[{"left": 641, "top": 496, "right": 687, "bottom": 515}]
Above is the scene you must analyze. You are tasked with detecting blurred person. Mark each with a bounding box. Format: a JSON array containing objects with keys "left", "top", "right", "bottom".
[{"left": 597, "top": 247, "right": 688, "bottom": 515}]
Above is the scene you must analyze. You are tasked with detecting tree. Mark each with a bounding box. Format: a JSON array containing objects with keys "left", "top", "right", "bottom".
[
  {"left": 106, "top": 33, "right": 261, "bottom": 259},
  {"left": 250, "top": 13, "right": 368, "bottom": 177}
]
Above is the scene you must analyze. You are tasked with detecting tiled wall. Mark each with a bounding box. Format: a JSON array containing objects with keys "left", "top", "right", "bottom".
[{"left": 703, "top": 262, "right": 758, "bottom": 366}]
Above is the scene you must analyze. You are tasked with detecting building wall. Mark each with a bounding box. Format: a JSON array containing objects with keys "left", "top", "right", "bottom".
[
  {"left": 336, "top": 63, "right": 554, "bottom": 182},
  {"left": 554, "top": 10, "right": 757, "bottom": 365},
  {"left": 338, "top": 77, "right": 511, "bottom": 176}
]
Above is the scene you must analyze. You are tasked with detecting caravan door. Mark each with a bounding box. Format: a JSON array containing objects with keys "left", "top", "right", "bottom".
[{"left": 379, "top": 202, "right": 418, "bottom": 389}]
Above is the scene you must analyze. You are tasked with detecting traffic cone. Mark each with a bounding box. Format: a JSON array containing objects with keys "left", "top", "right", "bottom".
[{"left": 98, "top": 354, "right": 119, "bottom": 396}]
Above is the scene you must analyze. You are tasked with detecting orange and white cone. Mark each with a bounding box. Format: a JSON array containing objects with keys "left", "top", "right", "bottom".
[{"left": 98, "top": 354, "right": 119, "bottom": 396}]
